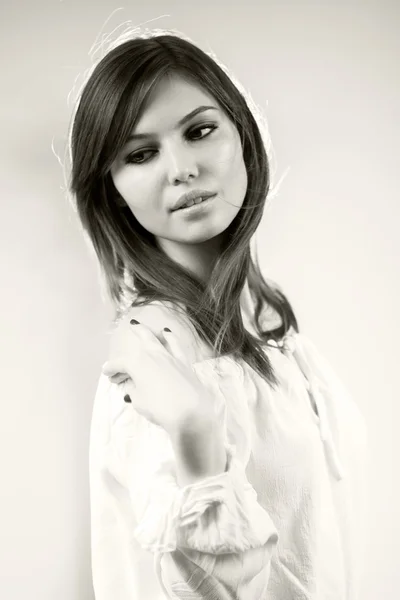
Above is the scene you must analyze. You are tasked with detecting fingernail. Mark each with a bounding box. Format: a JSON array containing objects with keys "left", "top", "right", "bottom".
[
  {"left": 124, "top": 394, "right": 132, "bottom": 403},
  {"left": 130, "top": 319, "right": 140, "bottom": 325},
  {"left": 163, "top": 327, "right": 171, "bottom": 332}
]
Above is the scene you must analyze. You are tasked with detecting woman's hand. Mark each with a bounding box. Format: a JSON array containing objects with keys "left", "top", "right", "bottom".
[{"left": 101, "top": 317, "right": 214, "bottom": 435}]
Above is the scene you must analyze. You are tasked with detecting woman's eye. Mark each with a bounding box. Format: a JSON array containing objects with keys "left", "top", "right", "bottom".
[
  {"left": 125, "top": 124, "right": 218, "bottom": 165},
  {"left": 125, "top": 149, "right": 153, "bottom": 165},
  {"left": 189, "top": 123, "right": 217, "bottom": 140}
]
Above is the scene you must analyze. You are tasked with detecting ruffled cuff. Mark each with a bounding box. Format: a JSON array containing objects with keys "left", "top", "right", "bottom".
[{"left": 134, "top": 442, "right": 279, "bottom": 555}]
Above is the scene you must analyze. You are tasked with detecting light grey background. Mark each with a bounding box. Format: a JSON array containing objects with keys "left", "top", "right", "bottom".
[{"left": 1, "top": 1, "right": 398, "bottom": 598}]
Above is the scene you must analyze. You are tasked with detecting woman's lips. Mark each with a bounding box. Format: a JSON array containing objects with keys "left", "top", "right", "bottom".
[{"left": 173, "top": 194, "right": 216, "bottom": 215}]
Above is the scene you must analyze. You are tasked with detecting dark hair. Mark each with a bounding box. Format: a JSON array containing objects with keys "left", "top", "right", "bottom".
[{"left": 67, "top": 30, "right": 299, "bottom": 390}]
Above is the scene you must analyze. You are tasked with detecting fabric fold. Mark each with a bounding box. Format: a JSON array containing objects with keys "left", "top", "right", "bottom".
[
  {"left": 132, "top": 440, "right": 279, "bottom": 555},
  {"left": 290, "top": 333, "right": 347, "bottom": 480}
]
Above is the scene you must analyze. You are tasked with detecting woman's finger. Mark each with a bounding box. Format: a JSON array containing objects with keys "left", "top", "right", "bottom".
[
  {"left": 162, "top": 327, "right": 191, "bottom": 366},
  {"left": 104, "top": 319, "right": 190, "bottom": 381},
  {"left": 127, "top": 319, "right": 192, "bottom": 370}
]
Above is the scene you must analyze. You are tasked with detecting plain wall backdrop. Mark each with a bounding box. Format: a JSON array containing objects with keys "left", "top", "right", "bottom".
[{"left": 1, "top": 1, "right": 398, "bottom": 598}]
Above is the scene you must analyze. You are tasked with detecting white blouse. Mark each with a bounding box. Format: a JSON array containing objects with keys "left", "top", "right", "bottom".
[{"left": 89, "top": 288, "right": 369, "bottom": 599}]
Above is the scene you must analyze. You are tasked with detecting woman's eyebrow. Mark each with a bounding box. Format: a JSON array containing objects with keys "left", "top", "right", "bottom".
[{"left": 125, "top": 105, "right": 219, "bottom": 142}]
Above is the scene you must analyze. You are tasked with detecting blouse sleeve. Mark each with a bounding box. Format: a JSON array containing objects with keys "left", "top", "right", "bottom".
[{"left": 103, "top": 374, "right": 280, "bottom": 599}]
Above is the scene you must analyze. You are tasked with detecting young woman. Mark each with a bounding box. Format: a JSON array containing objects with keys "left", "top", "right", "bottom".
[{"left": 67, "top": 28, "right": 368, "bottom": 600}]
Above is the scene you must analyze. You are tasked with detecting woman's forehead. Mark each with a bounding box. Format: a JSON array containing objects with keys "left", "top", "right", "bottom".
[{"left": 130, "top": 78, "right": 220, "bottom": 134}]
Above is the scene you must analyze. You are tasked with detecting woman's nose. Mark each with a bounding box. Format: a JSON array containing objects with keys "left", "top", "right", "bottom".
[{"left": 165, "top": 145, "right": 199, "bottom": 184}]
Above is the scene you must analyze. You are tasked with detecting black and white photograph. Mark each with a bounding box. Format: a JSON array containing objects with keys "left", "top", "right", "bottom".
[{"left": 1, "top": 2, "right": 398, "bottom": 599}]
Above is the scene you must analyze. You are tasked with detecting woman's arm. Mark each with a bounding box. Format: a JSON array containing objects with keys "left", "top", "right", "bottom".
[
  {"left": 168, "top": 410, "right": 228, "bottom": 487},
  {"left": 101, "top": 374, "right": 279, "bottom": 598}
]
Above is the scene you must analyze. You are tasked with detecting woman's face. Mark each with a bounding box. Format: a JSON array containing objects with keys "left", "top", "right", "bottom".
[{"left": 110, "top": 74, "right": 248, "bottom": 264}]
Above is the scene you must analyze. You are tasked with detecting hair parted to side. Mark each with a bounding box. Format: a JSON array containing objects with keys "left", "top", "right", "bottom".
[{"left": 65, "top": 26, "right": 299, "bottom": 390}]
